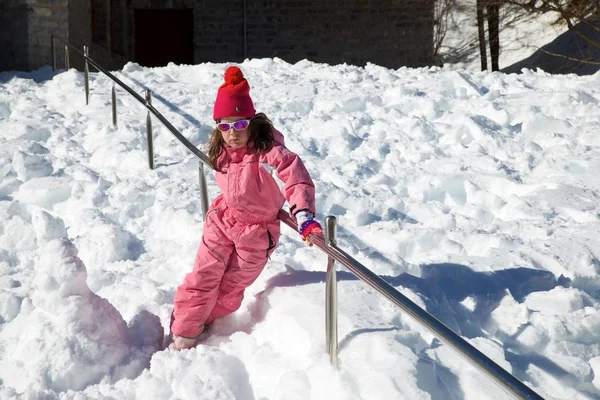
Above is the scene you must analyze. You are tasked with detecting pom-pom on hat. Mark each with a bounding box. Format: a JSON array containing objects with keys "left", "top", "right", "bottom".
[{"left": 213, "top": 66, "right": 256, "bottom": 121}]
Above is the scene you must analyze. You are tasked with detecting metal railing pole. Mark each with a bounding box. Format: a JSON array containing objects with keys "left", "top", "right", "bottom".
[
  {"left": 327, "top": 244, "right": 543, "bottom": 400},
  {"left": 278, "top": 210, "right": 542, "bottom": 400},
  {"left": 64, "top": 45, "right": 70, "bottom": 70},
  {"left": 51, "top": 36, "right": 56, "bottom": 71},
  {"left": 325, "top": 216, "right": 338, "bottom": 368},
  {"left": 83, "top": 46, "right": 90, "bottom": 105},
  {"left": 145, "top": 90, "right": 155, "bottom": 170},
  {"left": 49, "top": 36, "right": 211, "bottom": 165},
  {"left": 199, "top": 162, "right": 209, "bottom": 219},
  {"left": 112, "top": 83, "right": 118, "bottom": 127}
]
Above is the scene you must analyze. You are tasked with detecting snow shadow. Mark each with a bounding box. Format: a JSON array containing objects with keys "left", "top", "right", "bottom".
[
  {"left": 505, "top": 350, "right": 600, "bottom": 399},
  {"left": 392, "top": 264, "right": 594, "bottom": 396},
  {"left": 396, "top": 263, "right": 568, "bottom": 308},
  {"left": 117, "top": 73, "right": 208, "bottom": 140},
  {"left": 0, "top": 66, "right": 58, "bottom": 83},
  {"left": 262, "top": 263, "right": 576, "bottom": 396},
  {"left": 376, "top": 263, "right": 570, "bottom": 346},
  {"left": 0, "top": 237, "right": 163, "bottom": 393},
  {"left": 264, "top": 263, "right": 567, "bottom": 310},
  {"left": 504, "top": 16, "right": 600, "bottom": 75},
  {"left": 262, "top": 263, "right": 569, "bottom": 342}
]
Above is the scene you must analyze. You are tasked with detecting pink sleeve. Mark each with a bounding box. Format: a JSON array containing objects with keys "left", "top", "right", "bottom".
[{"left": 264, "top": 143, "right": 316, "bottom": 215}]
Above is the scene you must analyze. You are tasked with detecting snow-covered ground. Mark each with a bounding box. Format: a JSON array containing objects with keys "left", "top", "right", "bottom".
[
  {"left": 1, "top": 4, "right": 600, "bottom": 400},
  {"left": 2, "top": 58, "right": 600, "bottom": 399}
]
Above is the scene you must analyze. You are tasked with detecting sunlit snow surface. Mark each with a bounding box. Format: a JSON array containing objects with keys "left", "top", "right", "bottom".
[{"left": 1, "top": 60, "right": 599, "bottom": 399}]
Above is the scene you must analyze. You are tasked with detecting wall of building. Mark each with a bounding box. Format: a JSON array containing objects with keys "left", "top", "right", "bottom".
[
  {"left": 0, "top": 0, "right": 68, "bottom": 72},
  {"left": 69, "top": 0, "right": 125, "bottom": 72},
  {"left": 67, "top": 0, "right": 88, "bottom": 72},
  {"left": 29, "top": 0, "right": 69, "bottom": 70},
  {"left": 66, "top": 0, "right": 433, "bottom": 72},
  {"left": 0, "top": 1, "right": 30, "bottom": 72},
  {"left": 193, "top": 0, "right": 434, "bottom": 69}
]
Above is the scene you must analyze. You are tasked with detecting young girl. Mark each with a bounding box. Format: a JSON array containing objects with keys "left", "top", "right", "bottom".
[{"left": 169, "top": 66, "right": 323, "bottom": 350}]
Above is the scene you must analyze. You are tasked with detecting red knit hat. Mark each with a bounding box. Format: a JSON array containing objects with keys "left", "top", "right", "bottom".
[{"left": 213, "top": 66, "right": 256, "bottom": 121}]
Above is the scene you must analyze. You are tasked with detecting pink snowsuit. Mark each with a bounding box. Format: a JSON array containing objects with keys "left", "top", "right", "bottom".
[{"left": 171, "top": 130, "right": 315, "bottom": 338}]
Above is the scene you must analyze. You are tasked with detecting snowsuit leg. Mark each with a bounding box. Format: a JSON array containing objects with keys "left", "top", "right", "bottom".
[
  {"left": 207, "top": 220, "right": 280, "bottom": 323},
  {"left": 171, "top": 208, "right": 233, "bottom": 338},
  {"left": 171, "top": 207, "right": 280, "bottom": 338}
]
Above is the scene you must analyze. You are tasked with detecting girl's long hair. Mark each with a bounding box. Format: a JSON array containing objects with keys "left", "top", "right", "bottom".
[{"left": 208, "top": 112, "right": 275, "bottom": 171}]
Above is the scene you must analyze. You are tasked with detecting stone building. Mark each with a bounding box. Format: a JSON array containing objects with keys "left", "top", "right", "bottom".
[
  {"left": 1, "top": 0, "right": 69, "bottom": 72},
  {"left": 1, "top": 0, "right": 434, "bottom": 72}
]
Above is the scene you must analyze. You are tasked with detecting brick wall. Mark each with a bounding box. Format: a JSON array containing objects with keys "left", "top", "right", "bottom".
[
  {"left": 28, "top": 0, "right": 69, "bottom": 70},
  {"left": 0, "top": 0, "right": 68, "bottom": 72},
  {"left": 249, "top": 0, "right": 434, "bottom": 68},
  {"left": 193, "top": 0, "right": 434, "bottom": 68},
  {"left": 0, "top": 1, "right": 29, "bottom": 71},
  {"left": 68, "top": 0, "right": 127, "bottom": 72},
  {"left": 64, "top": 0, "right": 433, "bottom": 73}
]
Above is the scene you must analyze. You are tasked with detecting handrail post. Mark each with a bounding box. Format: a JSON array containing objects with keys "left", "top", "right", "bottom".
[
  {"left": 84, "top": 46, "right": 90, "bottom": 105},
  {"left": 145, "top": 90, "right": 155, "bottom": 170},
  {"left": 325, "top": 216, "right": 338, "bottom": 368},
  {"left": 199, "top": 162, "right": 209, "bottom": 219},
  {"left": 64, "top": 45, "right": 70, "bottom": 70},
  {"left": 112, "top": 83, "right": 118, "bottom": 127},
  {"left": 51, "top": 36, "right": 56, "bottom": 71}
]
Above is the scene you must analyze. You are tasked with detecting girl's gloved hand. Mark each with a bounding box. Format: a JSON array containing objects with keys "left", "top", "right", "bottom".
[{"left": 296, "top": 211, "right": 323, "bottom": 247}]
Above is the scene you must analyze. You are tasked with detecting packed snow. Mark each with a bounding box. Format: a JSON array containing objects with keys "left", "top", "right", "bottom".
[
  {"left": 1, "top": 9, "right": 600, "bottom": 398},
  {"left": 1, "top": 58, "right": 599, "bottom": 399}
]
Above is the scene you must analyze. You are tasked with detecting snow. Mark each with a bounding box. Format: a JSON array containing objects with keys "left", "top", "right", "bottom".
[{"left": 1, "top": 5, "right": 600, "bottom": 400}]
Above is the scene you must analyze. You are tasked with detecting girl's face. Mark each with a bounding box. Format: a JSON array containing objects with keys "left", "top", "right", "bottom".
[{"left": 218, "top": 117, "right": 250, "bottom": 148}]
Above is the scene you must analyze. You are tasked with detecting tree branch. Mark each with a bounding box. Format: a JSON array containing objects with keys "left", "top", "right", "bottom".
[{"left": 537, "top": 46, "right": 600, "bottom": 65}]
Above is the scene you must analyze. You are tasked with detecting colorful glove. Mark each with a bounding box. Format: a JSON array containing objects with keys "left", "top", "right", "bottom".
[{"left": 296, "top": 211, "right": 323, "bottom": 247}]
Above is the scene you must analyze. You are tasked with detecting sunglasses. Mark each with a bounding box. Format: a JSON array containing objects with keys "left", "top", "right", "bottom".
[{"left": 216, "top": 119, "right": 250, "bottom": 132}]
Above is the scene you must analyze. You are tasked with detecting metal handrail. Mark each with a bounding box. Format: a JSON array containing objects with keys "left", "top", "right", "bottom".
[
  {"left": 277, "top": 211, "right": 543, "bottom": 399},
  {"left": 51, "top": 36, "right": 210, "bottom": 166},
  {"left": 50, "top": 36, "right": 544, "bottom": 400}
]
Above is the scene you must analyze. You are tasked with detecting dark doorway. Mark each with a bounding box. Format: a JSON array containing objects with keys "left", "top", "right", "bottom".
[{"left": 134, "top": 9, "right": 193, "bottom": 67}]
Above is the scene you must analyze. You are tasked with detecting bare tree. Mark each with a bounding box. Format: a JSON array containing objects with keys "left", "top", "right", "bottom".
[
  {"left": 477, "top": 0, "right": 488, "bottom": 70},
  {"left": 487, "top": 1, "right": 501, "bottom": 71},
  {"left": 504, "top": 0, "right": 600, "bottom": 68},
  {"left": 506, "top": 0, "right": 598, "bottom": 28},
  {"left": 477, "top": 0, "right": 501, "bottom": 71}
]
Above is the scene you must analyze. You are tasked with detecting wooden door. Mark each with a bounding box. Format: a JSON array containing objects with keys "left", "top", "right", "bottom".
[{"left": 134, "top": 9, "right": 193, "bottom": 67}]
